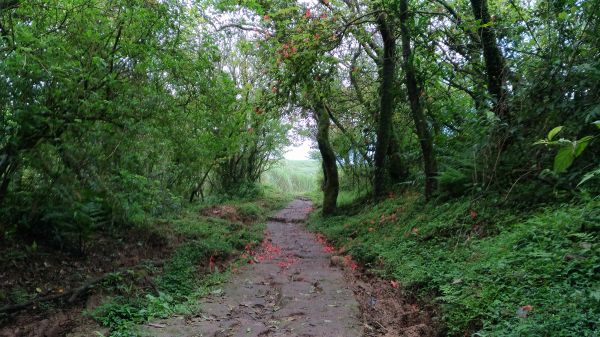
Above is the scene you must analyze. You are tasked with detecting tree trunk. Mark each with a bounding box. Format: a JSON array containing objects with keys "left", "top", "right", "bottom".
[
  {"left": 387, "top": 130, "right": 409, "bottom": 183},
  {"left": 399, "top": 0, "right": 438, "bottom": 200},
  {"left": 470, "top": 0, "right": 509, "bottom": 118},
  {"left": 0, "top": 147, "right": 17, "bottom": 206},
  {"left": 373, "top": 13, "right": 396, "bottom": 198},
  {"left": 315, "top": 101, "right": 339, "bottom": 216},
  {"left": 189, "top": 163, "right": 215, "bottom": 203}
]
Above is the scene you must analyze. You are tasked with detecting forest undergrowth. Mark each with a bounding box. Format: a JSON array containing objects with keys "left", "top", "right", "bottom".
[{"left": 0, "top": 188, "right": 289, "bottom": 337}]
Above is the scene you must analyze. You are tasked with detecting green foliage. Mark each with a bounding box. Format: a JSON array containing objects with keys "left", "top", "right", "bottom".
[
  {"left": 436, "top": 152, "right": 479, "bottom": 198},
  {"left": 309, "top": 193, "right": 600, "bottom": 336},
  {"left": 236, "top": 203, "right": 261, "bottom": 220},
  {"left": 535, "top": 124, "right": 597, "bottom": 174},
  {"left": 0, "top": 0, "right": 290, "bottom": 248}
]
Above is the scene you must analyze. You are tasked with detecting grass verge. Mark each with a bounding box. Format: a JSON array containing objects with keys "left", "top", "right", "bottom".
[
  {"left": 88, "top": 191, "right": 290, "bottom": 337},
  {"left": 308, "top": 192, "right": 599, "bottom": 336}
]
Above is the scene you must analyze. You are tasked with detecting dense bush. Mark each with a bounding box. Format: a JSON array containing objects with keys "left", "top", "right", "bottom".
[{"left": 0, "top": 0, "right": 289, "bottom": 249}]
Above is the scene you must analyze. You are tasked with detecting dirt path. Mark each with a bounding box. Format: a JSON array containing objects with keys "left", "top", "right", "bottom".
[
  {"left": 142, "top": 199, "right": 438, "bottom": 337},
  {"left": 142, "top": 199, "right": 360, "bottom": 337}
]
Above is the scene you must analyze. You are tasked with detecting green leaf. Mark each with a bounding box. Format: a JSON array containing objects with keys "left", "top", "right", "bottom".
[
  {"left": 593, "top": 121, "right": 600, "bottom": 129},
  {"left": 553, "top": 146, "right": 575, "bottom": 173},
  {"left": 577, "top": 167, "right": 600, "bottom": 187},
  {"left": 558, "top": 11, "right": 568, "bottom": 21},
  {"left": 574, "top": 136, "right": 593, "bottom": 157},
  {"left": 547, "top": 126, "right": 563, "bottom": 141}
]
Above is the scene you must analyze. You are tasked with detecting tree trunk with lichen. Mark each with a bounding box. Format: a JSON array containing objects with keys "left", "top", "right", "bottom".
[{"left": 315, "top": 101, "right": 339, "bottom": 215}]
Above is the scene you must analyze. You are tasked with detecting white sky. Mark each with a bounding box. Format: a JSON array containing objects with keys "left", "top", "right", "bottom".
[{"left": 284, "top": 138, "right": 313, "bottom": 160}]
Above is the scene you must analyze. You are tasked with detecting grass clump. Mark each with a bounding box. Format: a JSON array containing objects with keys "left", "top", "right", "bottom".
[{"left": 308, "top": 193, "right": 600, "bottom": 336}]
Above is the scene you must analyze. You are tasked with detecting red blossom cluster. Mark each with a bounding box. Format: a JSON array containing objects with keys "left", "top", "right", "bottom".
[
  {"left": 240, "top": 238, "right": 282, "bottom": 264},
  {"left": 315, "top": 233, "right": 337, "bottom": 253},
  {"left": 323, "top": 245, "right": 336, "bottom": 253},
  {"left": 256, "top": 240, "right": 282, "bottom": 262},
  {"left": 278, "top": 43, "right": 298, "bottom": 59},
  {"left": 343, "top": 255, "right": 358, "bottom": 271},
  {"left": 304, "top": 8, "right": 311, "bottom": 18},
  {"left": 240, "top": 235, "right": 301, "bottom": 272},
  {"left": 277, "top": 256, "right": 298, "bottom": 269}
]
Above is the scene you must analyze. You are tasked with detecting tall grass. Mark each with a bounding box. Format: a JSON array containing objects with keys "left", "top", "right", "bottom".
[{"left": 262, "top": 160, "right": 320, "bottom": 195}]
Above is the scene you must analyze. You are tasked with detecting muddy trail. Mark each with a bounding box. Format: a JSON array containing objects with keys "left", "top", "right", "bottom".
[{"left": 143, "top": 199, "right": 438, "bottom": 337}]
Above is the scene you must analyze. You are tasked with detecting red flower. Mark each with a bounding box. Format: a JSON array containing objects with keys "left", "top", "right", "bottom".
[{"left": 304, "top": 9, "right": 311, "bottom": 18}]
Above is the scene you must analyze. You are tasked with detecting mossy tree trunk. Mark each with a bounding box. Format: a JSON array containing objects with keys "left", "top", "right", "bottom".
[
  {"left": 315, "top": 100, "right": 339, "bottom": 216},
  {"left": 388, "top": 131, "right": 409, "bottom": 183},
  {"left": 373, "top": 13, "right": 397, "bottom": 198},
  {"left": 470, "top": 0, "right": 510, "bottom": 119},
  {"left": 399, "top": 0, "right": 438, "bottom": 200}
]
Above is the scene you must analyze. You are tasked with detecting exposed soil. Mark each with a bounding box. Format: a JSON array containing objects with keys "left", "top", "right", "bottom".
[
  {"left": 142, "top": 199, "right": 439, "bottom": 337},
  {"left": 347, "top": 275, "right": 440, "bottom": 337},
  {"left": 0, "top": 228, "right": 172, "bottom": 337}
]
